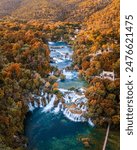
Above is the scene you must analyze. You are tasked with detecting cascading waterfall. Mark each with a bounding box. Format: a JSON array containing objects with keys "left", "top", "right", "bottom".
[
  {"left": 28, "top": 102, "right": 35, "bottom": 111},
  {"left": 62, "top": 69, "right": 78, "bottom": 80},
  {"left": 27, "top": 41, "right": 94, "bottom": 126},
  {"left": 53, "top": 101, "right": 62, "bottom": 114},
  {"left": 42, "top": 94, "right": 56, "bottom": 113},
  {"left": 88, "top": 118, "right": 95, "bottom": 127},
  {"left": 63, "top": 108, "right": 86, "bottom": 122}
]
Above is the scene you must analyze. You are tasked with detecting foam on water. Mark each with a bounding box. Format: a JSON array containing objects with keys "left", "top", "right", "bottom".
[
  {"left": 42, "top": 94, "right": 56, "bottom": 113},
  {"left": 27, "top": 41, "right": 94, "bottom": 124}
]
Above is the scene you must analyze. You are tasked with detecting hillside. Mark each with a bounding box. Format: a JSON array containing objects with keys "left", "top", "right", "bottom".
[
  {"left": 0, "top": 0, "right": 111, "bottom": 22},
  {"left": 0, "top": 0, "right": 120, "bottom": 149},
  {"left": 74, "top": 0, "right": 120, "bottom": 74},
  {"left": 73, "top": 0, "right": 120, "bottom": 126},
  {"left": 0, "top": 0, "right": 22, "bottom": 17}
]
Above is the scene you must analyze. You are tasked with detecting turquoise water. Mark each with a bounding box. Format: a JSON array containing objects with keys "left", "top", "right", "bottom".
[
  {"left": 25, "top": 110, "right": 119, "bottom": 150},
  {"left": 48, "top": 41, "right": 68, "bottom": 47},
  {"left": 25, "top": 110, "right": 92, "bottom": 150},
  {"left": 58, "top": 78, "right": 87, "bottom": 89},
  {"left": 25, "top": 42, "right": 119, "bottom": 150},
  {"left": 25, "top": 41, "right": 92, "bottom": 150}
]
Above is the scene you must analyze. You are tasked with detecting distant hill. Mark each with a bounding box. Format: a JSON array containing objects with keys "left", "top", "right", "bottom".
[
  {"left": 65, "top": 0, "right": 111, "bottom": 22},
  {"left": 0, "top": 0, "right": 22, "bottom": 17},
  {"left": 0, "top": 0, "right": 111, "bottom": 22},
  {"left": 0, "top": 0, "right": 120, "bottom": 149}
]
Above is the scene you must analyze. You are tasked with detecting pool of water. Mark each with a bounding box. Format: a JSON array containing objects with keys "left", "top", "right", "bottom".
[
  {"left": 58, "top": 78, "right": 87, "bottom": 89},
  {"left": 25, "top": 110, "right": 93, "bottom": 150},
  {"left": 25, "top": 41, "right": 119, "bottom": 150},
  {"left": 25, "top": 109, "right": 119, "bottom": 150}
]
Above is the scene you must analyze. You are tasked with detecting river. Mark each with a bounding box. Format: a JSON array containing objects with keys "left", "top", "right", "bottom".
[{"left": 25, "top": 41, "right": 119, "bottom": 150}]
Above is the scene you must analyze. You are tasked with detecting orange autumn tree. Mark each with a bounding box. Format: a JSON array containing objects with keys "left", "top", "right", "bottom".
[
  {"left": 2, "top": 63, "right": 21, "bottom": 79},
  {"left": 73, "top": 0, "right": 120, "bottom": 138},
  {"left": 0, "top": 19, "right": 54, "bottom": 149}
]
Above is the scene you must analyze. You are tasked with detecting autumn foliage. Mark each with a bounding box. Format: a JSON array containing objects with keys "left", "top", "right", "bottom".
[
  {"left": 0, "top": 0, "right": 120, "bottom": 149},
  {"left": 73, "top": 0, "right": 120, "bottom": 127},
  {"left": 0, "top": 19, "right": 52, "bottom": 149}
]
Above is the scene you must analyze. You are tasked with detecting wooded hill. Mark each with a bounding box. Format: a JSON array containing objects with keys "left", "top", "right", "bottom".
[
  {"left": 0, "top": 0, "right": 111, "bottom": 22},
  {"left": 0, "top": 0, "right": 120, "bottom": 149},
  {"left": 73, "top": 0, "right": 120, "bottom": 127}
]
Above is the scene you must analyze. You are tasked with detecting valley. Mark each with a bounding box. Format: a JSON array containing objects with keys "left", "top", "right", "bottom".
[{"left": 0, "top": 0, "right": 120, "bottom": 150}]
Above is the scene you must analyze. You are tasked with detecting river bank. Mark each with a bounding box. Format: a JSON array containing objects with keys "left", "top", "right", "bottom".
[{"left": 25, "top": 41, "right": 119, "bottom": 150}]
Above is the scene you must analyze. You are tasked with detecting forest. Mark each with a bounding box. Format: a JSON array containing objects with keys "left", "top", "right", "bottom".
[
  {"left": 0, "top": 0, "right": 120, "bottom": 149},
  {"left": 0, "top": 0, "right": 111, "bottom": 22},
  {"left": 0, "top": 20, "right": 59, "bottom": 149},
  {"left": 73, "top": 0, "right": 120, "bottom": 127}
]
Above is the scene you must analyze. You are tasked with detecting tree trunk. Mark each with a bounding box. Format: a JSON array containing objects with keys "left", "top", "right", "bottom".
[{"left": 102, "top": 122, "right": 111, "bottom": 150}]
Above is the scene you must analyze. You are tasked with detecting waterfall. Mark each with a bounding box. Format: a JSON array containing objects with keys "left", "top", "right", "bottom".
[
  {"left": 27, "top": 42, "right": 95, "bottom": 126},
  {"left": 28, "top": 102, "right": 35, "bottom": 111},
  {"left": 53, "top": 102, "right": 62, "bottom": 114},
  {"left": 63, "top": 108, "right": 86, "bottom": 122},
  {"left": 34, "top": 101, "right": 38, "bottom": 108},
  {"left": 42, "top": 94, "right": 56, "bottom": 113},
  {"left": 61, "top": 90, "right": 84, "bottom": 103},
  {"left": 63, "top": 95, "right": 71, "bottom": 103},
  {"left": 62, "top": 69, "right": 73, "bottom": 79},
  {"left": 39, "top": 98, "right": 43, "bottom": 108},
  {"left": 27, "top": 89, "right": 90, "bottom": 123},
  {"left": 27, "top": 93, "right": 56, "bottom": 111},
  {"left": 80, "top": 105, "right": 87, "bottom": 111},
  {"left": 53, "top": 57, "right": 64, "bottom": 63},
  {"left": 62, "top": 69, "right": 78, "bottom": 80},
  {"left": 88, "top": 118, "right": 94, "bottom": 127}
]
